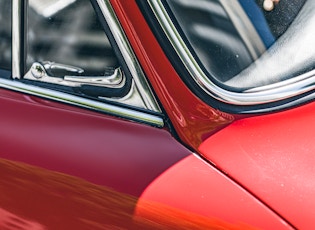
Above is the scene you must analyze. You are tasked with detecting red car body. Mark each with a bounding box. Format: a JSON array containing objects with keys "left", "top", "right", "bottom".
[{"left": 0, "top": 0, "right": 313, "bottom": 229}]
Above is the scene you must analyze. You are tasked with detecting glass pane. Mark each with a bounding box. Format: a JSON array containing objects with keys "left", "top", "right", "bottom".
[
  {"left": 27, "top": 0, "right": 119, "bottom": 76},
  {"left": 0, "top": 0, "right": 12, "bottom": 71},
  {"left": 166, "top": 0, "right": 306, "bottom": 85}
]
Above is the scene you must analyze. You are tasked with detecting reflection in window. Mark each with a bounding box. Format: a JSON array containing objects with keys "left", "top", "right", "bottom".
[
  {"left": 0, "top": 0, "right": 12, "bottom": 71},
  {"left": 27, "top": 0, "right": 119, "bottom": 76}
]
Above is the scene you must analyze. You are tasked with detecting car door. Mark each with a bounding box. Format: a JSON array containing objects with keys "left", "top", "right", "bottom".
[{"left": 0, "top": 0, "right": 189, "bottom": 228}]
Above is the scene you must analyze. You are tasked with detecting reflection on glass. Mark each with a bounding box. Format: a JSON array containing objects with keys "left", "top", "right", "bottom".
[
  {"left": 0, "top": 0, "right": 12, "bottom": 71},
  {"left": 166, "top": 0, "right": 307, "bottom": 86},
  {"left": 27, "top": 0, "right": 119, "bottom": 76},
  {"left": 29, "top": 0, "right": 76, "bottom": 18}
]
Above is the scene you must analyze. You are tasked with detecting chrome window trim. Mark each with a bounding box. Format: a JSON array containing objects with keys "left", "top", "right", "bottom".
[
  {"left": 0, "top": 78, "right": 164, "bottom": 127},
  {"left": 12, "top": 0, "right": 23, "bottom": 79},
  {"left": 96, "top": 0, "right": 161, "bottom": 112},
  {"left": 4, "top": 0, "right": 164, "bottom": 127},
  {"left": 148, "top": 1, "right": 315, "bottom": 106}
]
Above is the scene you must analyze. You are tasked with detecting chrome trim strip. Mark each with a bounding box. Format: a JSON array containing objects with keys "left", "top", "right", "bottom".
[
  {"left": 7, "top": 0, "right": 164, "bottom": 127},
  {"left": 0, "top": 78, "right": 164, "bottom": 127},
  {"left": 148, "top": 1, "right": 315, "bottom": 105},
  {"left": 96, "top": 0, "right": 161, "bottom": 112},
  {"left": 64, "top": 68, "right": 124, "bottom": 87},
  {"left": 12, "top": 0, "right": 22, "bottom": 79},
  {"left": 25, "top": 62, "right": 126, "bottom": 89}
]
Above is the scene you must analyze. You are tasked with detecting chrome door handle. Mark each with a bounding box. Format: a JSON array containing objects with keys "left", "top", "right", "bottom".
[
  {"left": 25, "top": 62, "right": 126, "bottom": 89},
  {"left": 44, "top": 62, "right": 84, "bottom": 75},
  {"left": 64, "top": 68, "right": 125, "bottom": 88}
]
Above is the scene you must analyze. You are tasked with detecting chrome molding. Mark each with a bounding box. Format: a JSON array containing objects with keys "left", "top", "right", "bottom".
[
  {"left": 25, "top": 62, "right": 126, "bottom": 89},
  {"left": 96, "top": 0, "right": 161, "bottom": 112},
  {"left": 0, "top": 77, "right": 164, "bottom": 127},
  {"left": 12, "top": 0, "right": 23, "bottom": 79},
  {"left": 65, "top": 68, "right": 124, "bottom": 87},
  {"left": 5, "top": 0, "right": 164, "bottom": 127},
  {"left": 148, "top": 1, "right": 315, "bottom": 106}
]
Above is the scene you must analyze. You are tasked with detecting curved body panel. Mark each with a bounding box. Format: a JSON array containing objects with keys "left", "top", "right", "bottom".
[
  {"left": 199, "top": 101, "right": 315, "bottom": 229},
  {"left": 109, "top": 0, "right": 234, "bottom": 149},
  {"left": 0, "top": 88, "right": 290, "bottom": 228},
  {"left": 136, "top": 155, "right": 292, "bottom": 230}
]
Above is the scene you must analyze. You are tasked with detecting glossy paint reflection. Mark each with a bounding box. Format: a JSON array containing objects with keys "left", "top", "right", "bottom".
[
  {"left": 136, "top": 155, "right": 292, "bottom": 230},
  {"left": 110, "top": 0, "right": 234, "bottom": 149},
  {"left": 0, "top": 88, "right": 200, "bottom": 229},
  {"left": 0, "top": 156, "right": 289, "bottom": 230},
  {"left": 199, "top": 101, "right": 315, "bottom": 229},
  {"left": 136, "top": 201, "right": 259, "bottom": 230},
  {"left": 0, "top": 159, "right": 138, "bottom": 229},
  {"left": 0, "top": 208, "right": 45, "bottom": 230},
  {"left": 0, "top": 158, "right": 207, "bottom": 230},
  {"left": 0, "top": 88, "right": 188, "bottom": 197}
]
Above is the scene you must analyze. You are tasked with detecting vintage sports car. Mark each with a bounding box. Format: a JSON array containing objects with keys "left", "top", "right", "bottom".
[{"left": 0, "top": 0, "right": 314, "bottom": 229}]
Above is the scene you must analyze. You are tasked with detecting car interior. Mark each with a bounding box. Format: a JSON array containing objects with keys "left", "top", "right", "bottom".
[{"left": 165, "top": 0, "right": 312, "bottom": 90}]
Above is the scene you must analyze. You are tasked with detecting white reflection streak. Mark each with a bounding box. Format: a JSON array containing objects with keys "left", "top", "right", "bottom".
[{"left": 29, "top": 0, "right": 76, "bottom": 18}]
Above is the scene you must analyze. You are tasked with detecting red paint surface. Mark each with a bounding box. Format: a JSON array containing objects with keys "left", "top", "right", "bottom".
[
  {"left": 199, "top": 101, "right": 315, "bottom": 230},
  {"left": 0, "top": 88, "right": 193, "bottom": 228},
  {"left": 0, "top": 88, "right": 190, "bottom": 197},
  {"left": 136, "top": 155, "right": 292, "bottom": 230},
  {"left": 0, "top": 159, "right": 141, "bottom": 229},
  {"left": 0, "top": 207, "right": 45, "bottom": 230},
  {"left": 110, "top": 0, "right": 234, "bottom": 149},
  {"left": 0, "top": 88, "right": 291, "bottom": 229}
]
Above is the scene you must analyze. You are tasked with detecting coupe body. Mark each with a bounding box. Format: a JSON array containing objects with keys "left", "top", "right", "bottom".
[{"left": 0, "top": 0, "right": 314, "bottom": 229}]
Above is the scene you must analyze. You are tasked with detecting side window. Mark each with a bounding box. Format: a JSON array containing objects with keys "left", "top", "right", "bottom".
[
  {"left": 24, "top": 0, "right": 125, "bottom": 100},
  {"left": 0, "top": 0, "right": 12, "bottom": 74},
  {"left": 145, "top": 0, "right": 314, "bottom": 111},
  {"left": 165, "top": 0, "right": 307, "bottom": 85},
  {"left": 27, "top": 0, "right": 119, "bottom": 76},
  {"left": 0, "top": 0, "right": 162, "bottom": 126}
]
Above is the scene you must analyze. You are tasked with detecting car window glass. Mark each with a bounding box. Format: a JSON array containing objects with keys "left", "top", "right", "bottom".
[
  {"left": 0, "top": 0, "right": 12, "bottom": 72},
  {"left": 166, "top": 0, "right": 306, "bottom": 85},
  {"left": 0, "top": 0, "right": 161, "bottom": 123},
  {"left": 27, "top": 0, "right": 119, "bottom": 76},
  {"left": 23, "top": 0, "right": 132, "bottom": 102}
]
